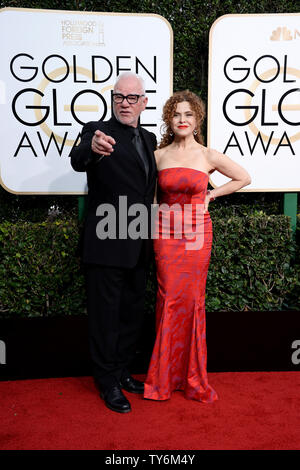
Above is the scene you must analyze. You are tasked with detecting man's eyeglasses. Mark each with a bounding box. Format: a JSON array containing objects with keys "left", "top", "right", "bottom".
[{"left": 112, "top": 94, "right": 145, "bottom": 104}]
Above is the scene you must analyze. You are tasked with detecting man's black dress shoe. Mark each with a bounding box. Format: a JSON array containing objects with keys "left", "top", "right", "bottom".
[
  {"left": 100, "top": 386, "right": 131, "bottom": 413},
  {"left": 120, "top": 376, "right": 144, "bottom": 394}
]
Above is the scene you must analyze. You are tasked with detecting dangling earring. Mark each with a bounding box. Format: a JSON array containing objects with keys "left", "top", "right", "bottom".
[
  {"left": 193, "top": 129, "right": 198, "bottom": 135},
  {"left": 169, "top": 130, "right": 174, "bottom": 136}
]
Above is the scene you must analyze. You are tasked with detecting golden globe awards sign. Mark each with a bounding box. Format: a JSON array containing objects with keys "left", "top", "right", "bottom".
[
  {"left": 0, "top": 8, "right": 172, "bottom": 194},
  {"left": 208, "top": 14, "right": 300, "bottom": 192}
]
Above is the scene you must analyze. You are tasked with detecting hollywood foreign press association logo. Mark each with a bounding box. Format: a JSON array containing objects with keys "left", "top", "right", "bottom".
[{"left": 61, "top": 18, "right": 105, "bottom": 47}]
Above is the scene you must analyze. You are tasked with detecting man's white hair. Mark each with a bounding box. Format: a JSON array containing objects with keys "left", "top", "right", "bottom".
[{"left": 114, "top": 72, "right": 146, "bottom": 94}]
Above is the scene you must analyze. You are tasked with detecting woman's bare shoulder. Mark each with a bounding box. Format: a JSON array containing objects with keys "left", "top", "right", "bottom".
[
  {"left": 204, "top": 146, "right": 226, "bottom": 164},
  {"left": 155, "top": 146, "right": 170, "bottom": 165}
]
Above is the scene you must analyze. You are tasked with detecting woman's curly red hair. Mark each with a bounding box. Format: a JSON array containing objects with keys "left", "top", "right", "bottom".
[{"left": 159, "top": 90, "right": 206, "bottom": 148}]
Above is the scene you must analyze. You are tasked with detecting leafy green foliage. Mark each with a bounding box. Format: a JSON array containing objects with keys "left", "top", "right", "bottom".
[
  {"left": 0, "top": 219, "right": 86, "bottom": 318},
  {"left": 0, "top": 213, "right": 298, "bottom": 319},
  {"left": 207, "top": 211, "right": 299, "bottom": 311}
]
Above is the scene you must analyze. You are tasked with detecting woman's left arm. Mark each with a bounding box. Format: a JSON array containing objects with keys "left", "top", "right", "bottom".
[{"left": 206, "top": 149, "right": 251, "bottom": 202}]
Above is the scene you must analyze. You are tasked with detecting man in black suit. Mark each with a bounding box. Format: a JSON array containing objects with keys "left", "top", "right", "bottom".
[{"left": 70, "top": 72, "right": 157, "bottom": 413}]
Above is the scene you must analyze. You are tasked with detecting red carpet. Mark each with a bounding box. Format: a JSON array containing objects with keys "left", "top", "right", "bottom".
[{"left": 0, "top": 372, "right": 299, "bottom": 450}]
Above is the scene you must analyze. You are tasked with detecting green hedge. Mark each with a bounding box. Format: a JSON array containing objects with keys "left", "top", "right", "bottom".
[
  {"left": 0, "top": 211, "right": 299, "bottom": 319},
  {"left": 0, "top": 219, "right": 86, "bottom": 318},
  {"left": 207, "top": 211, "right": 299, "bottom": 312}
]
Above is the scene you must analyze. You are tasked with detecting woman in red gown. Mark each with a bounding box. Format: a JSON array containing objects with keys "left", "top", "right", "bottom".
[{"left": 144, "top": 91, "right": 251, "bottom": 403}]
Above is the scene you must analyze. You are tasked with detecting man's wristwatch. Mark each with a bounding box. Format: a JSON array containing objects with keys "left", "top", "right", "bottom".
[{"left": 95, "top": 154, "right": 106, "bottom": 163}]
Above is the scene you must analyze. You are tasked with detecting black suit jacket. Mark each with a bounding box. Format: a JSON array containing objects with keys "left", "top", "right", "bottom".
[{"left": 70, "top": 116, "right": 157, "bottom": 268}]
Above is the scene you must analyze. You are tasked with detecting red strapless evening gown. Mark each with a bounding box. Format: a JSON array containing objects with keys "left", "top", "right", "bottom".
[{"left": 144, "top": 167, "right": 218, "bottom": 403}]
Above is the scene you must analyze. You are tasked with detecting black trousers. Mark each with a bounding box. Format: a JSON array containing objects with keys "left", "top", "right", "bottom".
[{"left": 85, "top": 254, "right": 147, "bottom": 391}]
